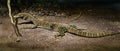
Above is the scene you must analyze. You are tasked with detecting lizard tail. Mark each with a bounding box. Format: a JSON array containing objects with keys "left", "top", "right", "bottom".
[{"left": 67, "top": 27, "right": 120, "bottom": 38}]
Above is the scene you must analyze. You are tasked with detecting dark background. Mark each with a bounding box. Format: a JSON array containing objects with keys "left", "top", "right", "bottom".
[
  {"left": 0, "top": 0, "right": 120, "bottom": 7},
  {"left": 0, "top": 0, "right": 120, "bottom": 14}
]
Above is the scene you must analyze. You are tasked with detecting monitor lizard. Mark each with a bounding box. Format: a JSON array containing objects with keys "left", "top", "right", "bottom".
[{"left": 13, "top": 13, "right": 120, "bottom": 38}]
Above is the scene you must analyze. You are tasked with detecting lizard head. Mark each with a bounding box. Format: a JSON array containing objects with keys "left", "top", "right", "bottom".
[{"left": 14, "top": 13, "right": 28, "bottom": 20}]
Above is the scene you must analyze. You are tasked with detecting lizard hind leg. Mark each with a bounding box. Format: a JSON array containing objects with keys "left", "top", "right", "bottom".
[
  {"left": 49, "top": 24, "right": 55, "bottom": 31},
  {"left": 69, "top": 25, "right": 86, "bottom": 31},
  {"left": 55, "top": 27, "right": 67, "bottom": 37}
]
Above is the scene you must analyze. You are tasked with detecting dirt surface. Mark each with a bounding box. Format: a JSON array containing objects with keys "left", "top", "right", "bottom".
[{"left": 0, "top": 8, "right": 120, "bottom": 51}]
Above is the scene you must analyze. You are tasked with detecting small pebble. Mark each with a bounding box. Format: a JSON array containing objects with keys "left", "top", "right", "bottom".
[{"left": 16, "top": 40, "right": 21, "bottom": 42}]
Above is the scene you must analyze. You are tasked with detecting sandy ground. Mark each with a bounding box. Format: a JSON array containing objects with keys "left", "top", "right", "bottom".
[{"left": 0, "top": 8, "right": 120, "bottom": 51}]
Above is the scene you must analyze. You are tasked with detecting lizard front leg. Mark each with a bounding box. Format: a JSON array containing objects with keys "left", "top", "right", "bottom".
[{"left": 20, "top": 20, "right": 38, "bottom": 29}]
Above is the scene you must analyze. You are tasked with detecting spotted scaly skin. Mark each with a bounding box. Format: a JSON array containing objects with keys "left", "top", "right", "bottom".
[{"left": 14, "top": 13, "right": 120, "bottom": 38}]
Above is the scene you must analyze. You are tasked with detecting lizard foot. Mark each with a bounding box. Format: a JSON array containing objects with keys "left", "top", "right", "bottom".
[
  {"left": 54, "top": 34, "right": 64, "bottom": 38},
  {"left": 54, "top": 32, "right": 65, "bottom": 38}
]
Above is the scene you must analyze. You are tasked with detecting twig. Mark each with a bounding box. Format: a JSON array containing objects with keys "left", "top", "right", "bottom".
[{"left": 7, "top": 0, "right": 22, "bottom": 42}]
